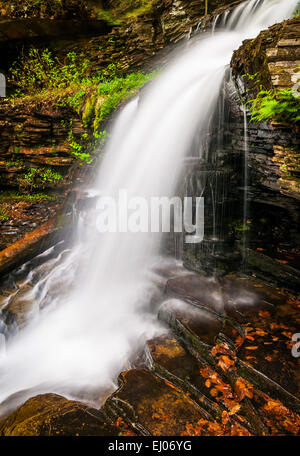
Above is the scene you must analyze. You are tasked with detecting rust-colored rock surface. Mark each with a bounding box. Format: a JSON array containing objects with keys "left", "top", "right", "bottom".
[{"left": 0, "top": 215, "right": 69, "bottom": 277}]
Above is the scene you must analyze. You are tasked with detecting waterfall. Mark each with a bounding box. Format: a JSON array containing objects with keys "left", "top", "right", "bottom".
[
  {"left": 242, "top": 105, "right": 249, "bottom": 256},
  {"left": 0, "top": 0, "right": 297, "bottom": 412}
]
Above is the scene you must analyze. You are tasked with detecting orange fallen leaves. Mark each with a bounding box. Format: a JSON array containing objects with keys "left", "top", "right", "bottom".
[
  {"left": 211, "top": 343, "right": 231, "bottom": 357},
  {"left": 255, "top": 329, "right": 268, "bottom": 337},
  {"left": 245, "top": 346, "right": 258, "bottom": 350},
  {"left": 218, "top": 355, "right": 235, "bottom": 371},
  {"left": 114, "top": 417, "right": 136, "bottom": 436},
  {"left": 182, "top": 419, "right": 250, "bottom": 436},
  {"left": 259, "top": 311, "right": 271, "bottom": 318},
  {"left": 210, "top": 388, "right": 219, "bottom": 397},
  {"left": 265, "top": 355, "right": 273, "bottom": 362},
  {"left": 276, "top": 259, "right": 288, "bottom": 264},
  {"left": 235, "top": 335, "right": 245, "bottom": 348},
  {"left": 230, "top": 423, "right": 251, "bottom": 436},
  {"left": 205, "top": 380, "right": 211, "bottom": 388},
  {"left": 235, "top": 377, "right": 253, "bottom": 400},
  {"left": 287, "top": 298, "right": 300, "bottom": 310},
  {"left": 222, "top": 410, "right": 230, "bottom": 425},
  {"left": 263, "top": 400, "right": 289, "bottom": 415},
  {"left": 261, "top": 398, "right": 300, "bottom": 435}
]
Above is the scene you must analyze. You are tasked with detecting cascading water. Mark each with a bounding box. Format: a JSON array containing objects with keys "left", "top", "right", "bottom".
[{"left": 0, "top": 0, "right": 297, "bottom": 412}]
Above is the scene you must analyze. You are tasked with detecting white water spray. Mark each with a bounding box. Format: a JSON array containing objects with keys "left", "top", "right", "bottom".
[{"left": 0, "top": 0, "right": 297, "bottom": 411}]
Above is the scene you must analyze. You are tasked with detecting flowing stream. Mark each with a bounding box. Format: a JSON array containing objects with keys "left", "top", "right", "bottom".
[{"left": 0, "top": 0, "right": 297, "bottom": 412}]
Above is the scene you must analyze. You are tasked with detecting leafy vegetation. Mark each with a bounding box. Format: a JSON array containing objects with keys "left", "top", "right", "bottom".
[
  {"left": 17, "top": 168, "right": 63, "bottom": 193},
  {"left": 0, "top": 208, "right": 9, "bottom": 222},
  {"left": 244, "top": 73, "right": 300, "bottom": 124},
  {"left": 248, "top": 89, "right": 300, "bottom": 124},
  {"left": 0, "top": 191, "right": 57, "bottom": 202},
  {"left": 8, "top": 47, "right": 157, "bottom": 168},
  {"left": 10, "top": 48, "right": 92, "bottom": 96},
  {"left": 0, "top": 0, "right": 92, "bottom": 19},
  {"left": 94, "top": 71, "right": 156, "bottom": 128}
]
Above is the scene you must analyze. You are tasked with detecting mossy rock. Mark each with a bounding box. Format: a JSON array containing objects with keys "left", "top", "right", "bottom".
[{"left": 0, "top": 393, "right": 119, "bottom": 436}]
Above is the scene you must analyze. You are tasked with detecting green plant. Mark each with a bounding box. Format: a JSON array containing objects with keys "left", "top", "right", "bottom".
[
  {"left": 10, "top": 48, "right": 91, "bottom": 95},
  {"left": 5, "top": 160, "right": 24, "bottom": 169},
  {"left": 248, "top": 89, "right": 300, "bottom": 124},
  {"left": 293, "top": 9, "right": 300, "bottom": 17},
  {"left": 94, "top": 71, "right": 157, "bottom": 128},
  {"left": 40, "top": 169, "right": 63, "bottom": 184},
  {"left": 17, "top": 167, "right": 63, "bottom": 192},
  {"left": 70, "top": 141, "right": 92, "bottom": 164},
  {"left": 0, "top": 208, "right": 9, "bottom": 222},
  {"left": 228, "top": 220, "right": 250, "bottom": 235},
  {"left": 0, "top": 191, "right": 56, "bottom": 202}
]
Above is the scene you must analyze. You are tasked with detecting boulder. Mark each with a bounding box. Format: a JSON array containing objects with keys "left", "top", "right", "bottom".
[{"left": 0, "top": 393, "right": 119, "bottom": 436}]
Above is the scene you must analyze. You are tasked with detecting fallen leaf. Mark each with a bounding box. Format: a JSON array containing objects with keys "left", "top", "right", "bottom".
[
  {"left": 218, "top": 355, "right": 235, "bottom": 371},
  {"left": 222, "top": 411, "right": 230, "bottom": 425},
  {"left": 235, "top": 377, "right": 253, "bottom": 400},
  {"left": 205, "top": 380, "right": 211, "bottom": 389},
  {"left": 259, "top": 311, "right": 271, "bottom": 318},
  {"left": 210, "top": 388, "right": 219, "bottom": 397}
]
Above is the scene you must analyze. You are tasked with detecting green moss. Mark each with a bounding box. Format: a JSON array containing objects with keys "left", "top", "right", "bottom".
[
  {"left": 0, "top": 208, "right": 9, "bottom": 222},
  {"left": 5, "top": 160, "right": 24, "bottom": 169},
  {"left": 82, "top": 94, "right": 97, "bottom": 128},
  {"left": 228, "top": 220, "right": 250, "bottom": 234},
  {"left": 94, "top": 70, "right": 157, "bottom": 128},
  {"left": 0, "top": 191, "right": 57, "bottom": 202}
]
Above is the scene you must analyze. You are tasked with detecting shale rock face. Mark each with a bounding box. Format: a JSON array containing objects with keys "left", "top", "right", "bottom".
[
  {"left": 231, "top": 17, "right": 300, "bottom": 93},
  {"left": 231, "top": 17, "right": 300, "bottom": 200},
  {"left": 0, "top": 100, "right": 86, "bottom": 191},
  {"left": 182, "top": 17, "right": 300, "bottom": 285}
]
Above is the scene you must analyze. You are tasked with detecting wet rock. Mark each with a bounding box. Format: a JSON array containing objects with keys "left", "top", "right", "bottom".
[
  {"left": 242, "top": 248, "right": 300, "bottom": 292},
  {"left": 104, "top": 368, "right": 216, "bottom": 436},
  {"left": 0, "top": 393, "right": 119, "bottom": 436},
  {"left": 0, "top": 215, "right": 73, "bottom": 278},
  {"left": 231, "top": 16, "right": 300, "bottom": 201},
  {"left": 0, "top": 19, "right": 110, "bottom": 43},
  {"left": 0, "top": 308, "right": 18, "bottom": 338},
  {"left": 166, "top": 273, "right": 226, "bottom": 316},
  {"left": 146, "top": 334, "right": 228, "bottom": 420},
  {"left": 146, "top": 334, "right": 271, "bottom": 435},
  {"left": 159, "top": 272, "right": 300, "bottom": 414}
]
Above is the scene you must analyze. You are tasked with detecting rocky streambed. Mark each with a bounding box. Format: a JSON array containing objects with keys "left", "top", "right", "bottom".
[
  {"left": 0, "top": 252, "right": 299, "bottom": 436},
  {"left": 0, "top": 0, "right": 299, "bottom": 438}
]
